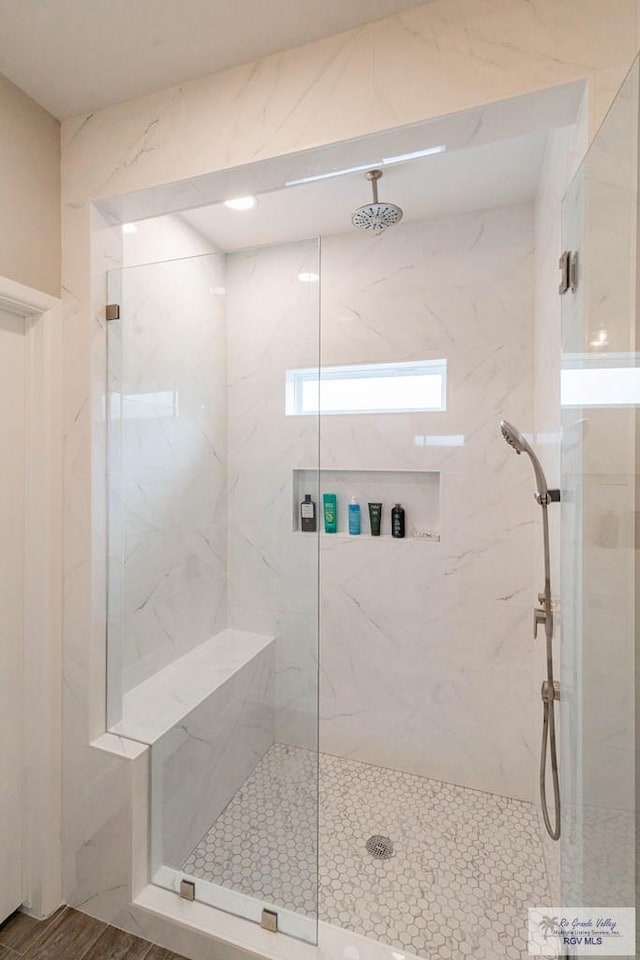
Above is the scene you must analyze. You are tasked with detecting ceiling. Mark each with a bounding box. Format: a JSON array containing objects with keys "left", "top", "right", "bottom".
[
  {"left": 0, "top": 0, "right": 433, "bottom": 119},
  {"left": 180, "top": 130, "right": 548, "bottom": 252}
]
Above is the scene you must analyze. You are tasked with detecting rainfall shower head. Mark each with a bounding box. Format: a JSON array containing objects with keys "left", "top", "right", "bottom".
[
  {"left": 500, "top": 420, "right": 549, "bottom": 499},
  {"left": 351, "top": 170, "right": 403, "bottom": 234}
]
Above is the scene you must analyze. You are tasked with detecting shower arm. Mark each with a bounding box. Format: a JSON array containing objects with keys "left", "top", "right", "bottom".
[{"left": 367, "top": 169, "right": 381, "bottom": 204}]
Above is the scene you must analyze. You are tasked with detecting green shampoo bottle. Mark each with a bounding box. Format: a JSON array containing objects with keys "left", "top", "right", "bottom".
[{"left": 323, "top": 493, "right": 337, "bottom": 533}]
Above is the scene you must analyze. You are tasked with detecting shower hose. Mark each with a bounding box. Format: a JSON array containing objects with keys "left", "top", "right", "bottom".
[
  {"left": 540, "top": 683, "right": 561, "bottom": 840},
  {"left": 539, "top": 501, "right": 561, "bottom": 842}
]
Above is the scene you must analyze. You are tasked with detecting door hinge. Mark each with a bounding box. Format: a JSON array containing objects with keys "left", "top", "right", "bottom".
[
  {"left": 105, "top": 303, "right": 120, "bottom": 321},
  {"left": 261, "top": 909, "right": 278, "bottom": 932},
  {"left": 179, "top": 879, "right": 195, "bottom": 901},
  {"left": 558, "top": 251, "right": 578, "bottom": 295}
]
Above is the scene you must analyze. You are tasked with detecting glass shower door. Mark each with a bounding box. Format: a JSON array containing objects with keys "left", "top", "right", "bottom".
[
  {"left": 106, "top": 240, "right": 321, "bottom": 942},
  {"left": 560, "top": 58, "right": 638, "bottom": 936}
]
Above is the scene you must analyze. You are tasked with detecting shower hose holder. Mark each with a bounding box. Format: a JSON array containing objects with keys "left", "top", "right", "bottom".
[
  {"left": 535, "top": 488, "right": 561, "bottom": 505},
  {"left": 541, "top": 679, "right": 561, "bottom": 703}
]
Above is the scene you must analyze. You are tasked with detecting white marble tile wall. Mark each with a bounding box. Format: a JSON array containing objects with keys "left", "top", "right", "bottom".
[
  {"left": 317, "top": 204, "right": 537, "bottom": 801},
  {"left": 59, "top": 0, "right": 639, "bottom": 945},
  {"left": 225, "top": 240, "right": 321, "bottom": 752},
  {"left": 111, "top": 253, "right": 228, "bottom": 695},
  {"left": 122, "top": 214, "right": 217, "bottom": 268},
  {"left": 150, "top": 638, "right": 275, "bottom": 872}
]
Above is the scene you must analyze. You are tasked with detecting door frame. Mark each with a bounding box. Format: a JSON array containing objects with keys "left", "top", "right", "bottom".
[{"left": 0, "top": 276, "right": 63, "bottom": 919}]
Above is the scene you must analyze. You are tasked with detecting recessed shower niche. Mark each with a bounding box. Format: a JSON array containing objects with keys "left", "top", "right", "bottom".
[{"left": 293, "top": 468, "right": 440, "bottom": 540}]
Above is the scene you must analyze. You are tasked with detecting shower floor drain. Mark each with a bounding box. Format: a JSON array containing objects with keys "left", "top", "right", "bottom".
[{"left": 365, "top": 834, "right": 394, "bottom": 860}]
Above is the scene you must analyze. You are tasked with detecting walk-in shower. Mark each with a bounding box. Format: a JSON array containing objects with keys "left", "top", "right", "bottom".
[
  {"left": 106, "top": 179, "right": 554, "bottom": 958},
  {"left": 99, "top": 70, "right": 638, "bottom": 960},
  {"left": 500, "top": 420, "right": 561, "bottom": 840}
]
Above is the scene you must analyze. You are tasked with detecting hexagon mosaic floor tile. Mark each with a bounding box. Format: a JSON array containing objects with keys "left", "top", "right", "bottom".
[
  {"left": 182, "top": 743, "right": 318, "bottom": 915},
  {"left": 182, "top": 743, "right": 551, "bottom": 959}
]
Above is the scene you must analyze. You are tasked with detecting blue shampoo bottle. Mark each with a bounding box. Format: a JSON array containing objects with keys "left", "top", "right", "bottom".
[{"left": 348, "top": 497, "right": 361, "bottom": 535}]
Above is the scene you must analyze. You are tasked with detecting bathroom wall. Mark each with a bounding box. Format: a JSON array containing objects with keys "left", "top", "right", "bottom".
[
  {"left": 0, "top": 71, "right": 60, "bottom": 295},
  {"left": 60, "top": 0, "right": 640, "bottom": 943},
  {"left": 122, "top": 215, "right": 216, "bottom": 268},
  {"left": 318, "top": 203, "right": 537, "bottom": 801}
]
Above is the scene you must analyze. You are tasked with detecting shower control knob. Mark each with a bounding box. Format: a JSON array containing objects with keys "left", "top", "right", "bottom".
[{"left": 533, "top": 606, "right": 547, "bottom": 637}]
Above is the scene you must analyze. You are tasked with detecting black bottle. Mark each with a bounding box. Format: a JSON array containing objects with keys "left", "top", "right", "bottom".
[
  {"left": 300, "top": 493, "right": 317, "bottom": 532},
  {"left": 391, "top": 503, "right": 405, "bottom": 538}
]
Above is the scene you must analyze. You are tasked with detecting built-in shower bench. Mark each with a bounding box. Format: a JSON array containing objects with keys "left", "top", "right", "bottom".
[
  {"left": 110, "top": 627, "right": 275, "bottom": 744},
  {"left": 111, "top": 627, "right": 276, "bottom": 874}
]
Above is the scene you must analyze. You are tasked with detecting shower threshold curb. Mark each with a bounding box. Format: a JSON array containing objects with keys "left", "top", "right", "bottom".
[{"left": 134, "top": 884, "right": 424, "bottom": 960}]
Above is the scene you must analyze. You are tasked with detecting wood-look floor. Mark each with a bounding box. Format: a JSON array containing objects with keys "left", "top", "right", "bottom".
[{"left": 0, "top": 907, "right": 188, "bottom": 960}]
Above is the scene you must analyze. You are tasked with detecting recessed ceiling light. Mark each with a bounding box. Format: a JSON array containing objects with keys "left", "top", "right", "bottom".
[
  {"left": 122, "top": 222, "right": 137, "bottom": 234},
  {"left": 224, "top": 196, "right": 256, "bottom": 211},
  {"left": 298, "top": 272, "right": 319, "bottom": 283}
]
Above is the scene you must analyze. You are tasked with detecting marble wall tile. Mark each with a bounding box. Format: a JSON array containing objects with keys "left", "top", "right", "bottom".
[
  {"left": 226, "top": 239, "right": 320, "bottom": 758},
  {"left": 122, "top": 214, "right": 217, "bottom": 268},
  {"left": 315, "top": 204, "right": 537, "bottom": 801},
  {"left": 112, "top": 253, "right": 228, "bottom": 694}
]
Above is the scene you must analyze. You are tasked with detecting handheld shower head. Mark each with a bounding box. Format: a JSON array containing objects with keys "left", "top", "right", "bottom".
[
  {"left": 500, "top": 420, "right": 526, "bottom": 454},
  {"left": 500, "top": 420, "right": 549, "bottom": 499}
]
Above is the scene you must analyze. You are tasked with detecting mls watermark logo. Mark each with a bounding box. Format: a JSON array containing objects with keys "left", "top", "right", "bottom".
[{"left": 528, "top": 907, "right": 635, "bottom": 956}]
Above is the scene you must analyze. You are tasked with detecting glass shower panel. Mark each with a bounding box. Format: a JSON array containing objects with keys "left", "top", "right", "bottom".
[
  {"left": 106, "top": 252, "right": 230, "bottom": 724},
  {"left": 560, "top": 58, "right": 638, "bottom": 925},
  {"left": 106, "top": 241, "right": 320, "bottom": 942}
]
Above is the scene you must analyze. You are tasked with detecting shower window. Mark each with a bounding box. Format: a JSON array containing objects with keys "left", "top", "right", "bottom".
[{"left": 285, "top": 358, "right": 447, "bottom": 416}]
